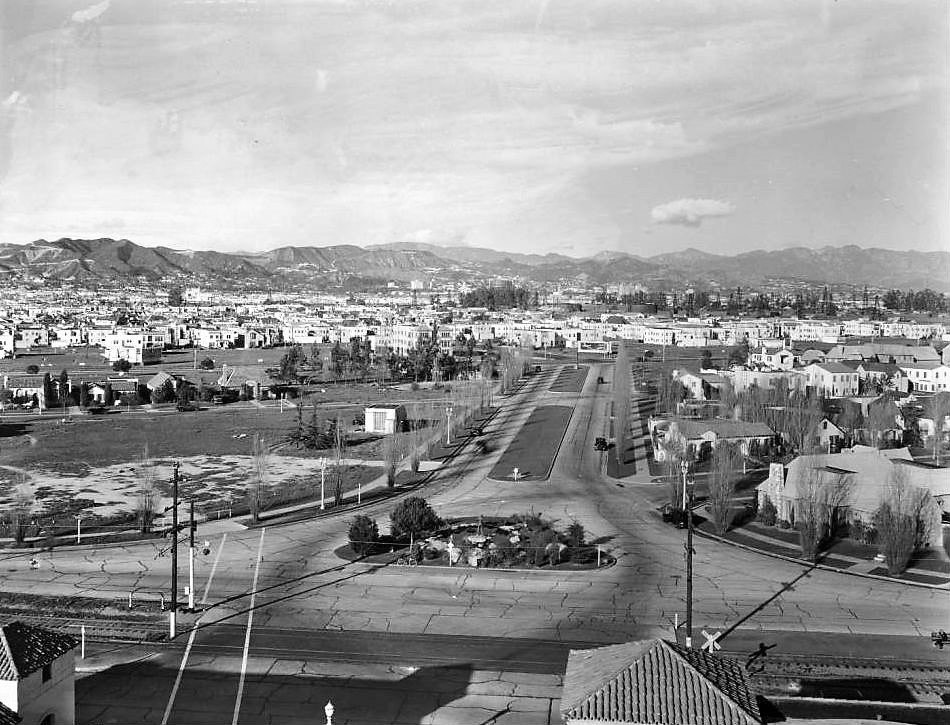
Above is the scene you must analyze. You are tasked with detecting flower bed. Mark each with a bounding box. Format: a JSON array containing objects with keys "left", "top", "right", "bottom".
[{"left": 340, "top": 514, "right": 612, "bottom": 570}]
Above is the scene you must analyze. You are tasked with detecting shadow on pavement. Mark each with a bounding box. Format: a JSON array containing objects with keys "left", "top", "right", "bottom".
[{"left": 78, "top": 659, "right": 476, "bottom": 725}]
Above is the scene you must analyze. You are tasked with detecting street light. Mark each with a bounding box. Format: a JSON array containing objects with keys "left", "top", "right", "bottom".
[
  {"left": 445, "top": 404, "right": 454, "bottom": 445},
  {"left": 324, "top": 701, "right": 335, "bottom": 725},
  {"left": 319, "top": 457, "right": 327, "bottom": 510}
]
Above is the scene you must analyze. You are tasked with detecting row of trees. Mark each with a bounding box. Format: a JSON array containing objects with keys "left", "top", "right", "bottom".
[{"left": 459, "top": 287, "right": 539, "bottom": 310}]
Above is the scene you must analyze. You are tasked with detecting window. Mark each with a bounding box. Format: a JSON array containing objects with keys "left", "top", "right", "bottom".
[
  {"left": 42, "top": 663, "right": 52, "bottom": 682},
  {"left": 372, "top": 411, "right": 386, "bottom": 431},
  {"left": 40, "top": 715, "right": 55, "bottom": 725}
]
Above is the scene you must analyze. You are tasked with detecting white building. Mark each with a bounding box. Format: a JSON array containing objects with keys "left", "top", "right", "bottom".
[
  {"left": 0, "top": 621, "right": 78, "bottom": 725},
  {"left": 804, "top": 362, "right": 859, "bottom": 398}
]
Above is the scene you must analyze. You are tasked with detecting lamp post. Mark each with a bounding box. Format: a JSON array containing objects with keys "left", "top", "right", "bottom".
[
  {"left": 324, "top": 701, "right": 335, "bottom": 725},
  {"left": 75, "top": 514, "right": 82, "bottom": 545},
  {"left": 319, "top": 457, "right": 327, "bottom": 511},
  {"left": 445, "top": 404, "right": 454, "bottom": 445},
  {"left": 681, "top": 459, "right": 694, "bottom": 649}
]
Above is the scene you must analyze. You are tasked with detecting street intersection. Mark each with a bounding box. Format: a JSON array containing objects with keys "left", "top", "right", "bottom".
[{"left": 2, "top": 362, "right": 948, "bottom": 723}]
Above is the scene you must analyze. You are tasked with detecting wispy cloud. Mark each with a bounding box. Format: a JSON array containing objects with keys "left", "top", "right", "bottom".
[{"left": 651, "top": 199, "right": 735, "bottom": 227}]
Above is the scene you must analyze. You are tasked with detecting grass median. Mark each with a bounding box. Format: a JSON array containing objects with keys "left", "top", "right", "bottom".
[{"left": 489, "top": 405, "right": 573, "bottom": 481}]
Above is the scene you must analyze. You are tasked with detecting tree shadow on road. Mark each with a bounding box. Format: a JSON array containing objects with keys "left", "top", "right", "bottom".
[{"left": 78, "top": 659, "right": 477, "bottom": 724}]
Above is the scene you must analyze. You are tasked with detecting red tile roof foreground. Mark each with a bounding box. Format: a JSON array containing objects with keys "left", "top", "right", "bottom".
[
  {"left": 0, "top": 621, "right": 78, "bottom": 681},
  {"left": 561, "top": 638, "right": 762, "bottom": 725}
]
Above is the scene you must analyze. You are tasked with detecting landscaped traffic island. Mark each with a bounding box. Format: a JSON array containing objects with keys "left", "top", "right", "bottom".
[{"left": 339, "top": 497, "right": 613, "bottom": 571}]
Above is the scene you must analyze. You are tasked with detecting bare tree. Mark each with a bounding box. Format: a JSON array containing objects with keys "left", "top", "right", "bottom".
[
  {"left": 924, "top": 392, "right": 950, "bottom": 463},
  {"left": 332, "top": 414, "right": 348, "bottom": 506},
  {"left": 784, "top": 390, "right": 823, "bottom": 453},
  {"left": 865, "top": 401, "right": 896, "bottom": 449},
  {"left": 247, "top": 432, "right": 268, "bottom": 522},
  {"left": 875, "top": 465, "right": 934, "bottom": 575},
  {"left": 134, "top": 443, "right": 159, "bottom": 534},
  {"left": 708, "top": 441, "right": 742, "bottom": 535},
  {"left": 796, "top": 468, "right": 852, "bottom": 561},
  {"left": 8, "top": 476, "right": 34, "bottom": 544},
  {"left": 383, "top": 430, "right": 402, "bottom": 488}
]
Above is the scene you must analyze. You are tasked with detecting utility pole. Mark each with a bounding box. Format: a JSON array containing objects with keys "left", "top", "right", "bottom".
[
  {"left": 170, "top": 461, "right": 179, "bottom": 638},
  {"left": 682, "top": 459, "right": 694, "bottom": 649},
  {"left": 188, "top": 499, "right": 196, "bottom": 611}
]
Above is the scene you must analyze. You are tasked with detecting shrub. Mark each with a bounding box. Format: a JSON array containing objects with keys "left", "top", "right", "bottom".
[
  {"left": 776, "top": 519, "right": 791, "bottom": 530},
  {"left": 410, "top": 381, "right": 420, "bottom": 391},
  {"left": 567, "top": 521, "right": 585, "bottom": 548},
  {"left": 390, "top": 496, "right": 442, "bottom": 540},
  {"left": 199, "top": 357, "right": 215, "bottom": 370},
  {"left": 756, "top": 496, "right": 777, "bottom": 527},
  {"left": 528, "top": 528, "right": 558, "bottom": 566},
  {"left": 348, "top": 515, "right": 379, "bottom": 556}
]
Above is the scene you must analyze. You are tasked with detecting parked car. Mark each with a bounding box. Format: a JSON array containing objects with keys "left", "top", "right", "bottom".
[{"left": 177, "top": 402, "right": 199, "bottom": 412}]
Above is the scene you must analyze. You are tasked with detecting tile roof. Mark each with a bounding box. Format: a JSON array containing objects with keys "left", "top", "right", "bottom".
[
  {"left": 0, "top": 702, "right": 19, "bottom": 725},
  {"left": 0, "top": 621, "right": 78, "bottom": 681},
  {"left": 561, "top": 639, "right": 762, "bottom": 725}
]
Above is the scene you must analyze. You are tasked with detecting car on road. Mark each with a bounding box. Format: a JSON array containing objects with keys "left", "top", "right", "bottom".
[{"left": 176, "top": 402, "right": 200, "bottom": 412}]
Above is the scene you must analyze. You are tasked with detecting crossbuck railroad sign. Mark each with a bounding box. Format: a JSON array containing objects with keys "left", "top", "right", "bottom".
[{"left": 701, "top": 629, "right": 722, "bottom": 653}]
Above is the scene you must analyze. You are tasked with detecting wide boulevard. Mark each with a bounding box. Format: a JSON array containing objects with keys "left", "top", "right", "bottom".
[{"left": 2, "top": 362, "right": 947, "bottom": 724}]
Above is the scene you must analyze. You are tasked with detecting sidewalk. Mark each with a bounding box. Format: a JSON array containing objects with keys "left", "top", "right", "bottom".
[{"left": 697, "top": 520, "right": 950, "bottom": 588}]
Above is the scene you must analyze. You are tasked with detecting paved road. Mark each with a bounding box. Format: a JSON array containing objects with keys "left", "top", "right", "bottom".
[{"left": 3, "top": 362, "right": 949, "bottom": 723}]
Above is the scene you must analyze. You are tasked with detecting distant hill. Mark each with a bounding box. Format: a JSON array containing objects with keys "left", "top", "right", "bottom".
[{"left": 2, "top": 238, "right": 948, "bottom": 291}]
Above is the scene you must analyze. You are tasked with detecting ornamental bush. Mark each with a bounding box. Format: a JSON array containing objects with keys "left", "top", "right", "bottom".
[
  {"left": 756, "top": 495, "right": 777, "bottom": 527},
  {"left": 348, "top": 515, "right": 379, "bottom": 556},
  {"left": 390, "top": 496, "right": 443, "bottom": 540}
]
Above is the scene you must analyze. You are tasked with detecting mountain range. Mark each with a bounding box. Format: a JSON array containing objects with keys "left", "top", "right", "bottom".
[{"left": 0, "top": 238, "right": 947, "bottom": 292}]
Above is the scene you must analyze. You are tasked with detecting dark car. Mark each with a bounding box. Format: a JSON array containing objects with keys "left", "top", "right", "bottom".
[
  {"left": 594, "top": 437, "right": 608, "bottom": 451},
  {"left": 177, "top": 402, "right": 199, "bottom": 412}
]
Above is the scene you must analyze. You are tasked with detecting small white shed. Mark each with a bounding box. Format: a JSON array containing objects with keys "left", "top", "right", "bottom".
[{"left": 365, "top": 404, "right": 407, "bottom": 434}]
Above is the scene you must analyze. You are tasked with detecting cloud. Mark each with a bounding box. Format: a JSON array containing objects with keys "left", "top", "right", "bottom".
[
  {"left": 71, "top": 1, "right": 110, "bottom": 24},
  {"left": 650, "top": 198, "right": 734, "bottom": 227}
]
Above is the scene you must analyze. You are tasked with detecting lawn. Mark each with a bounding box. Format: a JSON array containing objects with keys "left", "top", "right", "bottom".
[
  {"left": 489, "top": 405, "right": 573, "bottom": 481},
  {"left": 549, "top": 366, "right": 588, "bottom": 393}
]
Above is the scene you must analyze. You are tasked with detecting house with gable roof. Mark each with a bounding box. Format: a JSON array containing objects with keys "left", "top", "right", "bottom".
[
  {"left": 561, "top": 638, "right": 763, "bottom": 725},
  {"left": 0, "top": 621, "right": 78, "bottom": 725}
]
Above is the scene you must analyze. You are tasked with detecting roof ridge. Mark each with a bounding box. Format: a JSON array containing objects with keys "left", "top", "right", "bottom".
[
  {"left": 0, "top": 623, "right": 20, "bottom": 679},
  {"left": 562, "top": 641, "right": 657, "bottom": 714},
  {"left": 661, "top": 640, "right": 761, "bottom": 724}
]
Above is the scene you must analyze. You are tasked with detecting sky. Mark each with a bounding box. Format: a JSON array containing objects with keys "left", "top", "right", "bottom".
[{"left": 0, "top": 0, "right": 947, "bottom": 258}]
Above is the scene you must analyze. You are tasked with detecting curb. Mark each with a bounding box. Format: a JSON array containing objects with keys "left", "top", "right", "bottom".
[{"left": 692, "top": 527, "right": 950, "bottom": 591}]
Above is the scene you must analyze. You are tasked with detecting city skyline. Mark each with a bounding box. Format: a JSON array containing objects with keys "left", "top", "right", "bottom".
[{"left": 0, "top": 0, "right": 947, "bottom": 257}]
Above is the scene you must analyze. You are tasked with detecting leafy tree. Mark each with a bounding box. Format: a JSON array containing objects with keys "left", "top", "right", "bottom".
[
  {"left": 348, "top": 515, "right": 379, "bottom": 556},
  {"left": 103, "top": 383, "right": 114, "bottom": 406},
  {"left": 79, "top": 383, "right": 89, "bottom": 408},
  {"left": 58, "top": 369, "right": 70, "bottom": 404},
  {"left": 152, "top": 379, "right": 176, "bottom": 404},
  {"left": 198, "top": 357, "right": 215, "bottom": 370},
  {"left": 168, "top": 286, "right": 184, "bottom": 307},
  {"left": 390, "top": 496, "right": 442, "bottom": 540},
  {"left": 277, "top": 344, "right": 304, "bottom": 383},
  {"left": 112, "top": 359, "right": 132, "bottom": 373},
  {"left": 25, "top": 364, "right": 39, "bottom": 374},
  {"left": 332, "top": 415, "right": 347, "bottom": 506}
]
